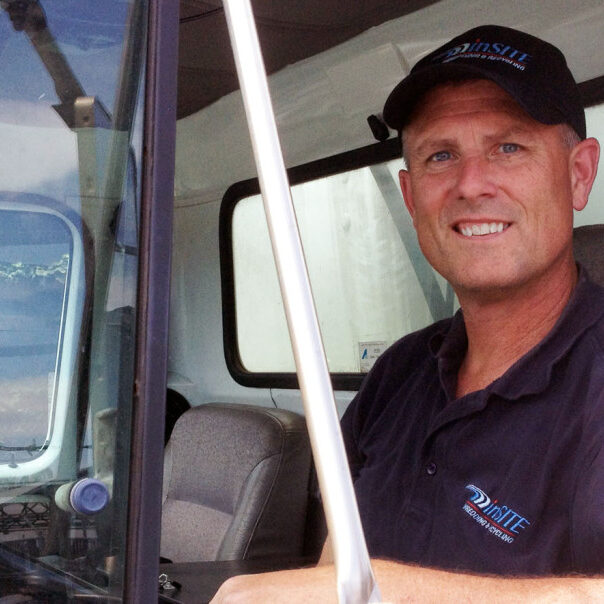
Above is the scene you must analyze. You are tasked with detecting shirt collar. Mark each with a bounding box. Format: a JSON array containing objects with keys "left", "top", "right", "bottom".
[{"left": 429, "top": 266, "right": 604, "bottom": 401}]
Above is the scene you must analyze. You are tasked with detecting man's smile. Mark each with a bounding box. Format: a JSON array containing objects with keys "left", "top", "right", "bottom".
[{"left": 455, "top": 222, "right": 511, "bottom": 237}]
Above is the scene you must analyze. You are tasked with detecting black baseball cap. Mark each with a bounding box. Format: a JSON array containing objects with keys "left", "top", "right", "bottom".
[{"left": 383, "top": 24, "right": 585, "bottom": 139}]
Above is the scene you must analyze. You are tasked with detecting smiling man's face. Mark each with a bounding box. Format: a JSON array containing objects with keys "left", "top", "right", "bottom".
[{"left": 399, "top": 79, "right": 583, "bottom": 301}]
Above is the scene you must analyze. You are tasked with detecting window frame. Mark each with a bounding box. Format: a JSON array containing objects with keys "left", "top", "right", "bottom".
[
  {"left": 222, "top": 137, "right": 402, "bottom": 391},
  {"left": 220, "top": 77, "right": 604, "bottom": 391},
  {"left": 0, "top": 194, "right": 91, "bottom": 481},
  {"left": 123, "top": 0, "right": 178, "bottom": 602}
]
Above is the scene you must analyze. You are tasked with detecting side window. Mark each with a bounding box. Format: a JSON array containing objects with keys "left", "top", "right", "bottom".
[
  {"left": 226, "top": 101, "right": 604, "bottom": 387},
  {"left": 575, "top": 102, "right": 604, "bottom": 227},
  {"left": 224, "top": 147, "right": 456, "bottom": 386}
]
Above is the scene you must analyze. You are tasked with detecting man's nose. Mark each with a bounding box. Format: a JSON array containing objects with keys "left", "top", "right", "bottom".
[{"left": 455, "top": 155, "right": 497, "bottom": 201}]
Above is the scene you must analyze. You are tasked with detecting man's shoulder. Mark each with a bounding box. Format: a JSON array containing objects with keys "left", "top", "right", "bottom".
[
  {"left": 373, "top": 316, "right": 455, "bottom": 373},
  {"left": 355, "top": 316, "right": 457, "bottom": 401},
  {"left": 569, "top": 272, "right": 604, "bottom": 357},
  {"left": 344, "top": 317, "right": 455, "bottom": 441}
]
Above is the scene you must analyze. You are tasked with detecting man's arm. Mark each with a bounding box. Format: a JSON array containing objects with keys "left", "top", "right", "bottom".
[{"left": 210, "top": 560, "right": 604, "bottom": 603}]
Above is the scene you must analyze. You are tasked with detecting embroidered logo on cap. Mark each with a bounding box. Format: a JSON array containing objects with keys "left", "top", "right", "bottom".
[
  {"left": 433, "top": 38, "right": 531, "bottom": 71},
  {"left": 462, "top": 484, "right": 531, "bottom": 544}
]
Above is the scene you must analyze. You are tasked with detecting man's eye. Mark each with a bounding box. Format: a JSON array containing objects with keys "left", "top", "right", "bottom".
[
  {"left": 500, "top": 143, "right": 520, "bottom": 154},
  {"left": 429, "top": 150, "right": 452, "bottom": 162}
]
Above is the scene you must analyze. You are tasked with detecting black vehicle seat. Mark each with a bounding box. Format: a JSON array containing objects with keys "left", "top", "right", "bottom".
[
  {"left": 573, "top": 224, "right": 604, "bottom": 286},
  {"left": 161, "top": 403, "right": 312, "bottom": 562}
]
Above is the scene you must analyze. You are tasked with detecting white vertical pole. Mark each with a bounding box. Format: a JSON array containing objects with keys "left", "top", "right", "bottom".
[{"left": 222, "top": 1, "right": 381, "bottom": 602}]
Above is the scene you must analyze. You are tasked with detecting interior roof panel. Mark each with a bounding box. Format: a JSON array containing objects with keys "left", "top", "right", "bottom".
[{"left": 177, "top": 0, "right": 440, "bottom": 119}]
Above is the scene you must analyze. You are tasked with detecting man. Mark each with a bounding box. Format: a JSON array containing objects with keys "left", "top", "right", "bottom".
[{"left": 212, "top": 25, "right": 603, "bottom": 601}]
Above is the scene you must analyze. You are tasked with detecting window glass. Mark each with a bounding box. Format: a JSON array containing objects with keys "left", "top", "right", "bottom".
[
  {"left": 575, "top": 103, "right": 604, "bottom": 226},
  {"left": 232, "top": 158, "right": 456, "bottom": 375},
  {"left": 0, "top": 1, "right": 146, "bottom": 600}
]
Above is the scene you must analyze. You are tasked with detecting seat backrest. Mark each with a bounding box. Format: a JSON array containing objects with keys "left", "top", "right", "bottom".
[
  {"left": 574, "top": 224, "right": 604, "bottom": 287},
  {"left": 161, "top": 403, "right": 312, "bottom": 563}
]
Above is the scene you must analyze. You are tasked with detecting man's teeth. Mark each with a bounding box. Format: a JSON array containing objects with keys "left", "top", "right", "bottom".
[{"left": 459, "top": 223, "right": 507, "bottom": 237}]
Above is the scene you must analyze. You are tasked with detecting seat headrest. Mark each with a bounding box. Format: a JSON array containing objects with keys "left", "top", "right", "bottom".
[{"left": 574, "top": 225, "right": 604, "bottom": 287}]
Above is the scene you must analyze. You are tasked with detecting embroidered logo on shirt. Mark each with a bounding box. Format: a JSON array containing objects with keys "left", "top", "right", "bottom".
[{"left": 462, "top": 484, "right": 531, "bottom": 544}]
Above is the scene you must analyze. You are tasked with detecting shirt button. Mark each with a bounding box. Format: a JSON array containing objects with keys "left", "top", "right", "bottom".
[{"left": 426, "top": 462, "right": 437, "bottom": 476}]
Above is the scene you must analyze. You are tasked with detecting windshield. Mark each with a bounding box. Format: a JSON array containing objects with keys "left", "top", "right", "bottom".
[{"left": 0, "top": 0, "right": 146, "bottom": 600}]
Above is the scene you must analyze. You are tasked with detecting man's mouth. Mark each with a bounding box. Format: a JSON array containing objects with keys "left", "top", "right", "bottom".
[{"left": 455, "top": 222, "right": 510, "bottom": 237}]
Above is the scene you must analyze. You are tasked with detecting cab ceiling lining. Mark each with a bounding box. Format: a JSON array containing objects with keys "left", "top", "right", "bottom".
[{"left": 177, "top": 0, "right": 440, "bottom": 119}]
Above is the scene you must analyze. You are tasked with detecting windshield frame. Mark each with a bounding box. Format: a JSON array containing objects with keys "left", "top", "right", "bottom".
[{"left": 0, "top": 194, "right": 87, "bottom": 481}]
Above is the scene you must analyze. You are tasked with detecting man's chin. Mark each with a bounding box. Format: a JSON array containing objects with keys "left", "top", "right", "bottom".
[{"left": 446, "top": 270, "right": 531, "bottom": 302}]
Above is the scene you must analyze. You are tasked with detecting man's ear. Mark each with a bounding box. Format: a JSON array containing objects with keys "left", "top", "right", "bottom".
[
  {"left": 570, "top": 137, "right": 600, "bottom": 212},
  {"left": 399, "top": 169, "right": 416, "bottom": 225}
]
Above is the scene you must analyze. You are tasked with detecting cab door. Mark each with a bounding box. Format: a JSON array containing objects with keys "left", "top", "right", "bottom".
[{"left": 0, "top": 1, "right": 177, "bottom": 601}]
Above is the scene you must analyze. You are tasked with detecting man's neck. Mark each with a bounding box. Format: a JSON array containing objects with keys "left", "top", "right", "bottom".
[{"left": 455, "top": 261, "right": 578, "bottom": 398}]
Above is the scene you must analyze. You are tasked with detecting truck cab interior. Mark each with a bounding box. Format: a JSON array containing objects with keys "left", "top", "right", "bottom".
[
  {"left": 162, "top": 1, "right": 604, "bottom": 598},
  {"left": 0, "top": 0, "right": 603, "bottom": 601}
]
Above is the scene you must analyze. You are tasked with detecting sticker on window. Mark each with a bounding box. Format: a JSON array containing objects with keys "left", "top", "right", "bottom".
[{"left": 358, "top": 341, "right": 387, "bottom": 372}]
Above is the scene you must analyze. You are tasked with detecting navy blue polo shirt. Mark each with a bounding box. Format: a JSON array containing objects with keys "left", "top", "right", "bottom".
[{"left": 342, "top": 269, "right": 604, "bottom": 575}]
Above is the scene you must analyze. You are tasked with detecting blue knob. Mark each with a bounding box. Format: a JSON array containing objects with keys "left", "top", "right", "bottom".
[{"left": 69, "top": 478, "right": 110, "bottom": 515}]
